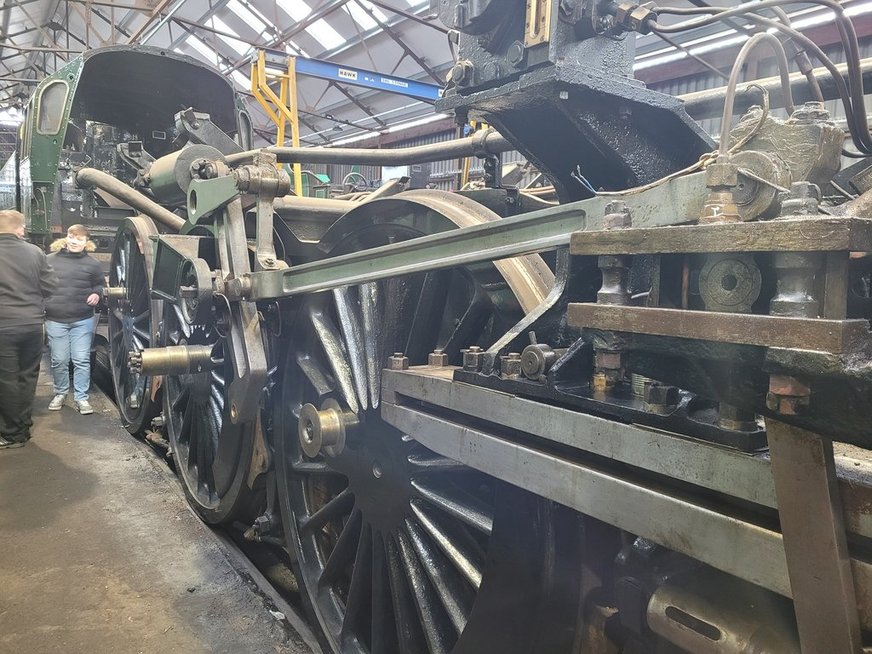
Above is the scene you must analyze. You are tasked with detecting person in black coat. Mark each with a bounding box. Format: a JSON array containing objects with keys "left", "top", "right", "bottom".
[
  {"left": 0, "top": 209, "right": 56, "bottom": 449},
  {"left": 45, "top": 224, "right": 105, "bottom": 415}
]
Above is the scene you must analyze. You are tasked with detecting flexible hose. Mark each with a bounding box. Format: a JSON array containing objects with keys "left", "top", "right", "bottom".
[
  {"left": 652, "top": 0, "right": 871, "bottom": 153},
  {"left": 718, "top": 33, "right": 793, "bottom": 154}
]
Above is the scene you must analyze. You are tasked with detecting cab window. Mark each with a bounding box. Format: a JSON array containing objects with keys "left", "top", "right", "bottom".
[{"left": 36, "top": 80, "right": 69, "bottom": 135}]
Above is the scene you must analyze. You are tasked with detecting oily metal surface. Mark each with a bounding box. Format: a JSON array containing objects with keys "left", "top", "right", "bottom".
[
  {"left": 567, "top": 304, "right": 870, "bottom": 355},
  {"left": 569, "top": 218, "right": 872, "bottom": 255}
]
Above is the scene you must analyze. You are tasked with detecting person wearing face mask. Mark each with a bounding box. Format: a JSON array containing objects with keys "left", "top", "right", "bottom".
[
  {"left": 45, "top": 224, "right": 105, "bottom": 415},
  {"left": 0, "top": 210, "right": 56, "bottom": 449}
]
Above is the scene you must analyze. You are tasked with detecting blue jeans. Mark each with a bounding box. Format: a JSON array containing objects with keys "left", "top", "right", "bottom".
[{"left": 46, "top": 316, "right": 96, "bottom": 402}]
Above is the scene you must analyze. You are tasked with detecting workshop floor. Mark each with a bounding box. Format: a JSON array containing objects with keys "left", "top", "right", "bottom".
[{"left": 0, "top": 366, "right": 313, "bottom": 654}]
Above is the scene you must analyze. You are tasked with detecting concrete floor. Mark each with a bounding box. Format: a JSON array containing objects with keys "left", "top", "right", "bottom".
[{"left": 0, "top": 368, "right": 314, "bottom": 654}]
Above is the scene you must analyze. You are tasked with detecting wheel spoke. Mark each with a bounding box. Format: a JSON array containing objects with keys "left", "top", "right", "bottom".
[
  {"left": 371, "top": 531, "right": 398, "bottom": 654},
  {"left": 341, "top": 522, "right": 372, "bottom": 643},
  {"left": 299, "top": 488, "right": 354, "bottom": 534},
  {"left": 333, "top": 286, "right": 369, "bottom": 411},
  {"left": 320, "top": 509, "right": 362, "bottom": 587},
  {"left": 411, "top": 479, "right": 494, "bottom": 536},
  {"left": 442, "top": 290, "right": 492, "bottom": 354},
  {"left": 358, "top": 281, "right": 382, "bottom": 408},
  {"left": 405, "top": 517, "right": 472, "bottom": 635},
  {"left": 132, "top": 325, "right": 150, "bottom": 344},
  {"left": 291, "top": 459, "right": 344, "bottom": 476},
  {"left": 172, "top": 384, "right": 191, "bottom": 414},
  {"left": 210, "top": 382, "right": 225, "bottom": 412},
  {"left": 404, "top": 270, "right": 453, "bottom": 363},
  {"left": 408, "top": 452, "right": 467, "bottom": 474},
  {"left": 385, "top": 534, "right": 428, "bottom": 654},
  {"left": 295, "top": 351, "right": 334, "bottom": 399},
  {"left": 395, "top": 529, "right": 454, "bottom": 654},
  {"left": 382, "top": 275, "right": 419, "bottom": 357},
  {"left": 410, "top": 500, "right": 482, "bottom": 589},
  {"left": 308, "top": 304, "right": 360, "bottom": 414}
]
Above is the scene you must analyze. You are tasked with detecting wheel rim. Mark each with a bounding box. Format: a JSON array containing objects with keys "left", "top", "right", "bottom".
[
  {"left": 161, "top": 300, "right": 259, "bottom": 524},
  {"left": 276, "top": 193, "right": 580, "bottom": 653},
  {"left": 108, "top": 216, "right": 161, "bottom": 434}
]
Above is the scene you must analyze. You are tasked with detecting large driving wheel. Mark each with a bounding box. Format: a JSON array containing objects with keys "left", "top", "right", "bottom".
[
  {"left": 160, "top": 299, "right": 262, "bottom": 524},
  {"left": 108, "top": 216, "right": 162, "bottom": 434},
  {"left": 275, "top": 192, "right": 582, "bottom": 653}
]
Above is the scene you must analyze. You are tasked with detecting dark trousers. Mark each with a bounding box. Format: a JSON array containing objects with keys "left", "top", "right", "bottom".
[{"left": 0, "top": 325, "right": 44, "bottom": 442}]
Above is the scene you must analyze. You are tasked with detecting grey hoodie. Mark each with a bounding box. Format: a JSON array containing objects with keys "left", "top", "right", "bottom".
[{"left": 0, "top": 233, "right": 56, "bottom": 329}]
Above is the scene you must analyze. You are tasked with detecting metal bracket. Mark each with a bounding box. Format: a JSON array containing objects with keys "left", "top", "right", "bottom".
[
  {"left": 215, "top": 199, "right": 268, "bottom": 425},
  {"left": 175, "top": 107, "right": 243, "bottom": 156},
  {"left": 766, "top": 420, "right": 862, "bottom": 653},
  {"left": 187, "top": 175, "right": 240, "bottom": 224}
]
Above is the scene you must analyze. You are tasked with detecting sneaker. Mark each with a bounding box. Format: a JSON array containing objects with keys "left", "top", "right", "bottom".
[
  {"left": 0, "top": 436, "right": 25, "bottom": 450},
  {"left": 76, "top": 400, "right": 94, "bottom": 415},
  {"left": 48, "top": 394, "right": 66, "bottom": 411}
]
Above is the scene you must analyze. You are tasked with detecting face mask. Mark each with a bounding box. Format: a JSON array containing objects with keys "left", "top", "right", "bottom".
[{"left": 66, "top": 235, "right": 86, "bottom": 252}]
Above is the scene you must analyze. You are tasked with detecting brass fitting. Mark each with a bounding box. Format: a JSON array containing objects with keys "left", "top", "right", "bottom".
[
  {"left": 106, "top": 286, "right": 126, "bottom": 300},
  {"left": 298, "top": 399, "right": 357, "bottom": 457},
  {"left": 128, "top": 345, "right": 215, "bottom": 376},
  {"left": 700, "top": 160, "right": 741, "bottom": 224}
]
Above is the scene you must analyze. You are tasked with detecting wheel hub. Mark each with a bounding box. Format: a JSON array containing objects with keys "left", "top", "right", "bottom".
[{"left": 327, "top": 414, "right": 413, "bottom": 534}]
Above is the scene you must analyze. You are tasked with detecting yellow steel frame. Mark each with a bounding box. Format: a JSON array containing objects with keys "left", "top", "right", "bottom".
[
  {"left": 461, "top": 120, "right": 488, "bottom": 188},
  {"left": 251, "top": 50, "right": 303, "bottom": 196}
]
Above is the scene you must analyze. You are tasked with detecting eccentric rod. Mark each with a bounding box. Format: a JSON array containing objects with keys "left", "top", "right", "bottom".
[
  {"left": 75, "top": 168, "right": 185, "bottom": 232},
  {"left": 225, "top": 129, "right": 513, "bottom": 166}
]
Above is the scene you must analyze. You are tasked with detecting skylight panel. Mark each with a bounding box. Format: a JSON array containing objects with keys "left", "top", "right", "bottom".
[
  {"left": 229, "top": 70, "right": 251, "bottom": 90},
  {"left": 185, "top": 35, "right": 219, "bottom": 66},
  {"left": 286, "top": 41, "right": 311, "bottom": 58},
  {"left": 211, "top": 16, "right": 250, "bottom": 56},
  {"left": 344, "top": 1, "right": 388, "bottom": 31},
  {"left": 276, "top": 0, "right": 307, "bottom": 21},
  {"left": 227, "top": 0, "right": 269, "bottom": 33},
  {"left": 276, "top": 0, "right": 345, "bottom": 50},
  {"left": 305, "top": 21, "right": 344, "bottom": 50}
]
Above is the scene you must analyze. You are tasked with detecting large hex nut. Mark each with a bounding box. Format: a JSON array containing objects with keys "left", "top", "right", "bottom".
[
  {"left": 462, "top": 346, "right": 484, "bottom": 372},
  {"left": 428, "top": 349, "right": 449, "bottom": 367},
  {"left": 705, "top": 161, "right": 740, "bottom": 188},
  {"left": 501, "top": 352, "right": 522, "bottom": 379}
]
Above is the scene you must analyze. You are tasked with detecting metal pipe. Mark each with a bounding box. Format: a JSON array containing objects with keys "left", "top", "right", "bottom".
[
  {"left": 75, "top": 168, "right": 185, "bottom": 232},
  {"left": 225, "top": 129, "right": 514, "bottom": 167},
  {"left": 272, "top": 195, "right": 357, "bottom": 221},
  {"left": 679, "top": 58, "right": 872, "bottom": 120}
]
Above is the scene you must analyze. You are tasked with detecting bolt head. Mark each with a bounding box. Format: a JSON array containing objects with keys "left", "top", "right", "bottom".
[
  {"left": 501, "top": 353, "right": 522, "bottom": 379},
  {"left": 766, "top": 392, "right": 809, "bottom": 416},
  {"left": 428, "top": 350, "right": 449, "bottom": 367},
  {"left": 594, "top": 350, "right": 623, "bottom": 371},
  {"left": 388, "top": 353, "right": 409, "bottom": 371},
  {"left": 643, "top": 381, "right": 678, "bottom": 407},
  {"left": 507, "top": 40, "right": 526, "bottom": 67},
  {"left": 462, "top": 348, "right": 483, "bottom": 372},
  {"left": 768, "top": 374, "right": 810, "bottom": 397},
  {"left": 449, "top": 60, "right": 474, "bottom": 86}
]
